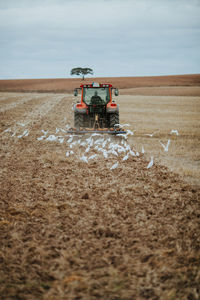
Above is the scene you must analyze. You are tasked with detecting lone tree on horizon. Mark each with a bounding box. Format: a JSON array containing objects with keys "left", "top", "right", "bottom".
[{"left": 70, "top": 67, "right": 94, "bottom": 80}]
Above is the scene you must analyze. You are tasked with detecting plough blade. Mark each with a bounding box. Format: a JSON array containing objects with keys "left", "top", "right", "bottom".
[{"left": 66, "top": 128, "right": 127, "bottom": 135}]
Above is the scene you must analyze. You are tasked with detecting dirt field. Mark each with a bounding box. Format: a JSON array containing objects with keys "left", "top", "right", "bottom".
[{"left": 0, "top": 87, "right": 200, "bottom": 300}]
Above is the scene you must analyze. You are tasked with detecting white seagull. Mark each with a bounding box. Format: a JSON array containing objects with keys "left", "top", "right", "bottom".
[
  {"left": 122, "top": 153, "right": 129, "bottom": 161},
  {"left": 110, "top": 162, "right": 119, "bottom": 170},
  {"left": 141, "top": 146, "right": 145, "bottom": 154},
  {"left": 129, "top": 150, "right": 136, "bottom": 157},
  {"left": 66, "top": 150, "right": 74, "bottom": 157},
  {"left": 102, "top": 149, "right": 108, "bottom": 158},
  {"left": 170, "top": 129, "right": 179, "bottom": 136},
  {"left": 85, "top": 145, "right": 91, "bottom": 153},
  {"left": 147, "top": 156, "right": 154, "bottom": 169},
  {"left": 88, "top": 154, "right": 97, "bottom": 160},
  {"left": 145, "top": 131, "right": 157, "bottom": 137},
  {"left": 160, "top": 139, "right": 171, "bottom": 152},
  {"left": 80, "top": 155, "right": 88, "bottom": 163},
  {"left": 67, "top": 136, "right": 73, "bottom": 143}
]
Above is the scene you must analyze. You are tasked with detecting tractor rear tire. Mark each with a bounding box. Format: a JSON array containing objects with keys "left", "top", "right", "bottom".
[
  {"left": 109, "top": 112, "right": 119, "bottom": 128},
  {"left": 74, "top": 112, "right": 84, "bottom": 128}
]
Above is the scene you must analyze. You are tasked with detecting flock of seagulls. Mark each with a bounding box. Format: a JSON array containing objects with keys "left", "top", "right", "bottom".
[
  {"left": 3, "top": 121, "right": 179, "bottom": 170},
  {"left": 36, "top": 126, "right": 142, "bottom": 169},
  {"left": 34, "top": 124, "right": 180, "bottom": 170}
]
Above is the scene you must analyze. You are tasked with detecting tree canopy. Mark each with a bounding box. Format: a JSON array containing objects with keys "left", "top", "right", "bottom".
[{"left": 70, "top": 67, "right": 94, "bottom": 80}]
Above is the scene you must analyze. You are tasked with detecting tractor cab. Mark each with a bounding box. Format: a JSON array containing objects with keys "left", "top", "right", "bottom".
[{"left": 73, "top": 82, "right": 120, "bottom": 129}]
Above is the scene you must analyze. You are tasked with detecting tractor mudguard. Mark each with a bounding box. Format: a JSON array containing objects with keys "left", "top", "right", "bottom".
[
  {"left": 74, "top": 103, "right": 87, "bottom": 114},
  {"left": 106, "top": 103, "right": 119, "bottom": 114}
]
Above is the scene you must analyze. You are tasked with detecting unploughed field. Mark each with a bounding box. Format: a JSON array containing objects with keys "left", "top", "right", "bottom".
[{"left": 0, "top": 76, "right": 200, "bottom": 300}]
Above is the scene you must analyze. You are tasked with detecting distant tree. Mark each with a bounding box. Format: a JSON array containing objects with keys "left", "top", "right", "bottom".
[{"left": 70, "top": 67, "right": 94, "bottom": 80}]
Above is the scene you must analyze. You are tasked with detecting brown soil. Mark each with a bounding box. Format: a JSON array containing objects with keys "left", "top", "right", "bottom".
[
  {"left": 0, "top": 74, "right": 200, "bottom": 95},
  {"left": 0, "top": 92, "right": 200, "bottom": 299}
]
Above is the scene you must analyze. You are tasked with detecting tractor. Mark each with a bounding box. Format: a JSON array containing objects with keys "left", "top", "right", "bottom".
[{"left": 73, "top": 82, "right": 120, "bottom": 131}]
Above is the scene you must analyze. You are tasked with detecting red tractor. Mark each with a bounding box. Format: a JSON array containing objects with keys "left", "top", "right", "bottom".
[{"left": 73, "top": 82, "right": 120, "bottom": 130}]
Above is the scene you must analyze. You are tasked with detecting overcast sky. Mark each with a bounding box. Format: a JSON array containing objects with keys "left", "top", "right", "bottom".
[{"left": 0, "top": 0, "right": 200, "bottom": 79}]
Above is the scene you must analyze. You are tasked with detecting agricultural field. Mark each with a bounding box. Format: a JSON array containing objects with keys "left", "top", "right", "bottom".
[{"left": 0, "top": 77, "right": 200, "bottom": 299}]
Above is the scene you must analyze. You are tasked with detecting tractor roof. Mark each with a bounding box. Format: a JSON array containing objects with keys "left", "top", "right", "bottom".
[{"left": 80, "top": 82, "right": 113, "bottom": 88}]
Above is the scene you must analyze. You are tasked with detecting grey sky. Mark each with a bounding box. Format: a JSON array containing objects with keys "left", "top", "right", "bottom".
[{"left": 0, "top": 0, "right": 200, "bottom": 79}]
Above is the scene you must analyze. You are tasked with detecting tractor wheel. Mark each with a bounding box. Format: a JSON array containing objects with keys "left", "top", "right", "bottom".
[
  {"left": 74, "top": 112, "right": 84, "bottom": 128},
  {"left": 109, "top": 112, "right": 119, "bottom": 128}
]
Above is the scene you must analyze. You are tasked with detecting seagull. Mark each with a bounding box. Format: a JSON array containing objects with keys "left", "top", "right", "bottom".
[
  {"left": 122, "top": 123, "right": 130, "bottom": 127},
  {"left": 101, "top": 149, "right": 108, "bottom": 158},
  {"left": 80, "top": 155, "right": 88, "bottom": 163},
  {"left": 122, "top": 153, "right": 129, "bottom": 161},
  {"left": 71, "top": 141, "right": 77, "bottom": 146},
  {"left": 88, "top": 154, "right": 97, "bottom": 160},
  {"left": 147, "top": 156, "right": 154, "bottom": 169},
  {"left": 117, "top": 145, "right": 126, "bottom": 153},
  {"left": 67, "top": 136, "right": 73, "bottom": 143},
  {"left": 170, "top": 129, "right": 179, "bottom": 136},
  {"left": 89, "top": 138, "right": 94, "bottom": 147},
  {"left": 126, "top": 129, "right": 135, "bottom": 136},
  {"left": 91, "top": 133, "right": 101, "bottom": 137},
  {"left": 41, "top": 130, "right": 48, "bottom": 135},
  {"left": 46, "top": 134, "right": 58, "bottom": 141},
  {"left": 94, "top": 138, "right": 104, "bottom": 145},
  {"left": 18, "top": 122, "right": 26, "bottom": 127},
  {"left": 110, "top": 162, "right": 119, "bottom": 170},
  {"left": 115, "top": 123, "right": 130, "bottom": 128},
  {"left": 111, "top": 149, "right": 118, "bottom": 156},
  {"left": 66, "top": 150, "right": 74, "bottom": 157},
  {"left": 116, "top": 133, "right": 127, "bottom": 139},
  {"left": 21, "top": 130, "right": 29, "bottom": 137},
  {"left": 160, "top": 139, "right": 171, "bottom": 152},
  {"left": 141, "top": 146, "right": 145, "bottom": 154},
  {"left": 4, "top": 128, "right": 11, "bottom": 133},
  {"left": 129, "top": 150, "right": 136, "bottom": 156},
  {"left": 58, "top": 137, "right": 64, "bottom": 144},
  {"left": 145, "top": 131, "right": 157, "bottom": 137},
  {"left": 108, "top": 142, "right": 114, "bottom": 149},
  {"left": 85, "top": 145, "right": 91, "bottom": 153},
  {"left": 86, "top": 136, "right": 92, "bottom": 144},
  {"left": 102, "top": 140, "right": 107, "bottom": 148}
]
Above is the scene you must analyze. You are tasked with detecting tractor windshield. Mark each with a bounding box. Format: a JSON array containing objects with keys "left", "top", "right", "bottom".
[{"left": 83, "top": 87, "right": 110, "bottom": 105}]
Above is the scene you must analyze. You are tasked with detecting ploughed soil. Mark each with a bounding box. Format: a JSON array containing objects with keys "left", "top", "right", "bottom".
[
  {"left": 0, "top": 74, "right": 200, "bottom": 95},
  {"left": 0, "top": 92, "right": 200, "bottom": 300}
]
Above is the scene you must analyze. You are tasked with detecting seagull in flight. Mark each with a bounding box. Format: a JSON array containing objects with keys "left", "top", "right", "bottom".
[
  {"left": 170, "top": 129, "right": 179, "bottom": 136},
  {"left": 160, "top": 139, "right": 171, "bottom": 152}
]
